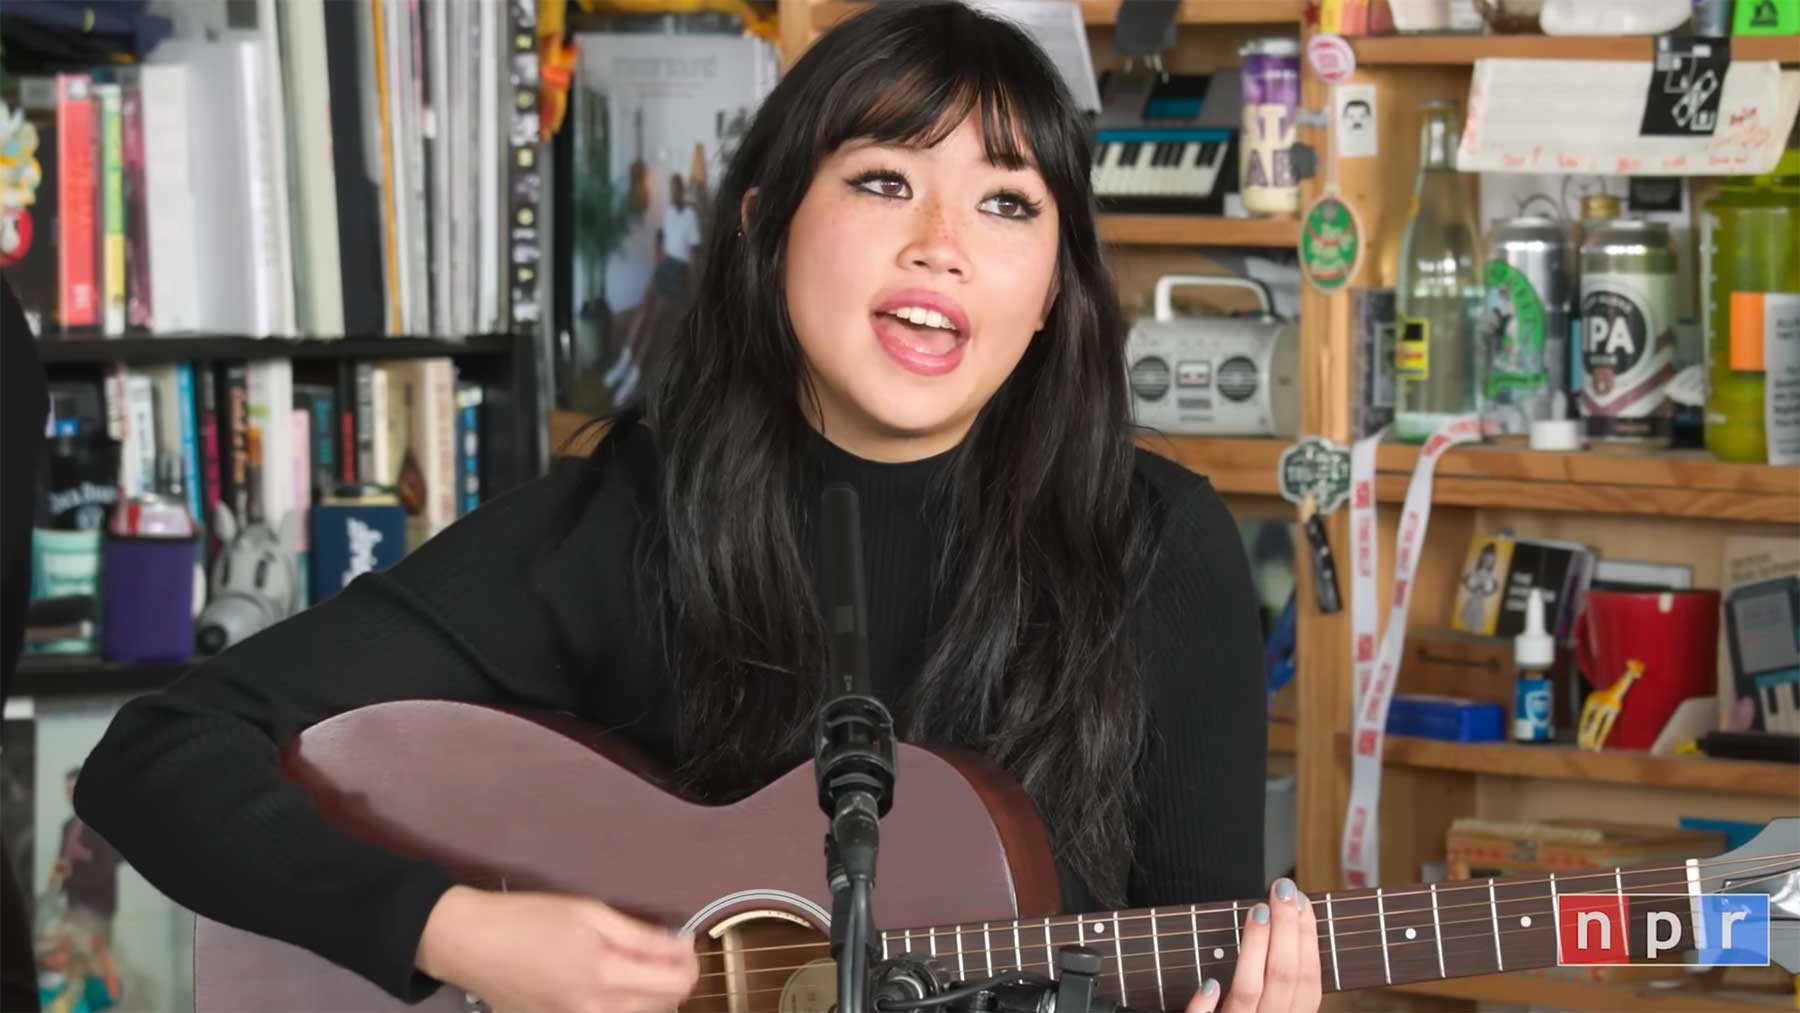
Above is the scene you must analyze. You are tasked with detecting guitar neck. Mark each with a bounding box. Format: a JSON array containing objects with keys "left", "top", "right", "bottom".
[{"left": 880, "top": 860, "right": 1721, "bottom": 1005}]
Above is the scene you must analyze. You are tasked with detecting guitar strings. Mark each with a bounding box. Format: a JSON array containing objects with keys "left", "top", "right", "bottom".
[
  {"left": 676, "top": 857, "right": 1797, "bottom": 997},
  {"left": 681, "top": 872, "right": 1791, "bottom": 1008},
  {"left": 683, "top": 849, "right": 1798, "bottom": 968}
]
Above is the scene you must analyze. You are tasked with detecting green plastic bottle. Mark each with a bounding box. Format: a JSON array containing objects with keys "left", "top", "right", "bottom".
[{"left": 1702, "top": 149, "right": 1800, "bottom": 463}]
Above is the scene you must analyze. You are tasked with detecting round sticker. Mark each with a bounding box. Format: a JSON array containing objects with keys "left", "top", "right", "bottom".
[
  {"left": 1278, "top": 435, "right": 1353, "bottom": 513},
  {"left": 1306, "top": 34, "right": 1357, "bottom": 84},
  {"left": 1300, "top": 193, "right": 1363, "bottom": 293}
]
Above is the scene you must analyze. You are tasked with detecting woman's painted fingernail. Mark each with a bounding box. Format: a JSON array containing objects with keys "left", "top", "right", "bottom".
[
  {"left": 1275, "top": 878, "right": 1296, "bottom": 902},
  {"left": 1299, "top": 892, "right": 1311, "bottom": 913},
  {"left": 1252, "top": 903, "right": 1270, "bottom": 924},
  {"left": 1202, "top": 978, "right": 1221, "bottom": 997}
]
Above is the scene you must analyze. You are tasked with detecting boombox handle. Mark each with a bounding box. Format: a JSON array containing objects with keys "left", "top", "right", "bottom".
[{"left": 1153, "top": 274, "right": 1276, "bottom": 323}]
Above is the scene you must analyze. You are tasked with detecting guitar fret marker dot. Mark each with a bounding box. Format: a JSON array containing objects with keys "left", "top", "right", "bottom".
[
  {"left": 1405, "top": 927, "right": 1417, "bottom": 940},
  {"left": 1094, "top": 924, "right": 1105, "bottom": 934},
  {"left": 1520, "top": 916, "right": 1532, "bottom": 928},
  {"left": 1213, "top": 947, "right": 1224, "bottom": 959}
]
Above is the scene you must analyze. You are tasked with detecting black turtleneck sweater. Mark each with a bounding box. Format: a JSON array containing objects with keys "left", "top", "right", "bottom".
[{"left": 73, "top": 423, "right": 1266, "bottom": 1003}]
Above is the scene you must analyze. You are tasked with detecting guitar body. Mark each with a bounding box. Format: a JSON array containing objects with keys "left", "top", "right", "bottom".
[
  {"left": 195, "top": 701, "right": 1062, "bottom": 1012},
  {"left": 193, "top": 700, "right": 1800, "bottom": 1010}
]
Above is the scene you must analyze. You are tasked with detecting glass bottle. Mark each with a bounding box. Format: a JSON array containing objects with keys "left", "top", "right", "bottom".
[
  {"left": 1702, "top": 148, "right": 1800, "bottom": 462},
  {"left": 1394, "top": 100, "right": 1483, "bottom": 444}
]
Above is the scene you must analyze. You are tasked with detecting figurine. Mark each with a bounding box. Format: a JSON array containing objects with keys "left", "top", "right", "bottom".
[{"left": 194, "top": 503, "right": 303, "bottom": 655}]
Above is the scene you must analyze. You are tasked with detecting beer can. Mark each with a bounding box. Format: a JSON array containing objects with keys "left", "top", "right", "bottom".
[
  {"left": 1578, "top": 219, "right": 1679, "bottom": 444},
  {"left": 1239, "top": 37, "right": 1300, "bottom": 216},
  {"left": 1480, "top": 216, "right": 1574, "bottom": 437}
]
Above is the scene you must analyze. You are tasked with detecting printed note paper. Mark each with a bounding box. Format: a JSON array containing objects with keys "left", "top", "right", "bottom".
[{"left": 1457, "top": 59, "right": 1800, "bottom": 176}]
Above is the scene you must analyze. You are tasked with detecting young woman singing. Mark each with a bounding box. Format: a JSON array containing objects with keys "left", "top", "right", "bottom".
[{"left": 75, "top": 4, "right": 1320, "bottom": 1010}]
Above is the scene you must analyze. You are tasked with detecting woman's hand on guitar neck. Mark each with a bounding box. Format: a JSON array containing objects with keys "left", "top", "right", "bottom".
[
  {"left": 1186, "top": 878, "right": 1322, "bottom": 1013},
  {"left": 416, "top": 885, "right": 700, "bottom": 1013}
]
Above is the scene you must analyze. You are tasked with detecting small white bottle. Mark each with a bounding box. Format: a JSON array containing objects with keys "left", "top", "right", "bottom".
[{"left": 1512, "top": 588, "right": 1556, "bottom": 743}]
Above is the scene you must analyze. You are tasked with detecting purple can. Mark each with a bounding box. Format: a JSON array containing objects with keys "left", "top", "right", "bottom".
[{"left": 1239, "top": 37, "right": 1301, "bottom": 215}]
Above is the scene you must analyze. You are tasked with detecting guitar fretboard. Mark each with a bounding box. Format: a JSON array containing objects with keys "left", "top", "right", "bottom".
[{"left": 877, "top": 861, "right": 1719, "bottom": 1010}]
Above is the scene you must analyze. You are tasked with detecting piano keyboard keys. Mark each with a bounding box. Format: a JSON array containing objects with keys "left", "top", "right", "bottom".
[{"left": 1092, "top": 139, "right": 1225, "bottom": 198}]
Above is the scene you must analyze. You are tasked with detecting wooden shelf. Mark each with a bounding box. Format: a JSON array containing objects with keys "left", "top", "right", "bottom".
[
  {"left": 1352, "top": 32, "right": 1800, "bottom": 65},
  {"left": 1372, "top": 442, "right": 1800, "bottom": 524},
  {"left": 1270, "top": 718, "right": 1296, "bottom": 754},
  {"left": 35, "top": 333, "right": 517, "bottom": 366},
  {"left": 14, "top": 658, "right": 190, "bottom": 698},
  {"left": 1135, "top": 434, "right": 1288, "bottom": 497},
  {"left": 1076, "top": 0, "right": 1305, "bottom": 26},
  {"left": 1364, "top": 734, "right": 1800, "bottom": 798},
  {"left": 1098, "top": 214, "right": 1297, "bottom": 248},
  {"left": 1390, "top": 973, "right": 1791, "bottom": 1011},
  {"left": 809, "top": 0, "right": 1304, "bottom": 30}
]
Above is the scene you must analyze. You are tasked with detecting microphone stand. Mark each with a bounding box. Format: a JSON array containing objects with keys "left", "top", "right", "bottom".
[
  {"left": 813, "top": 486, "right": 1112, "bottom": 1013},
  {"left": 815, "top": 483, "right": 896, "bottom": 1013}
]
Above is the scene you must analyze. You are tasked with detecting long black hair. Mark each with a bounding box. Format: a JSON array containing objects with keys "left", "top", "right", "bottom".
[{"left": 596, "top": 0, "right": 1163, "bottom": 909}]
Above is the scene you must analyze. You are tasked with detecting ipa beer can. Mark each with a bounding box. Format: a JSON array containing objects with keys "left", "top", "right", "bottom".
[{"left": 1578, "top": 219, "right": 1679, "bottom": 444}]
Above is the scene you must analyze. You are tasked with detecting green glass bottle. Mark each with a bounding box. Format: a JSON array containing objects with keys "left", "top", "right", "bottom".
[
  {"left": 1702, "top": 149, "right": 1800, "bottom": 462},
  {"left": 1394, "top": 100, "right": 1483, "bottom": 444}
]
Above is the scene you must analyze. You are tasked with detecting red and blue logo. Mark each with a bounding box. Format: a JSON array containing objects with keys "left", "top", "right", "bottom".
[{"left": 1557, "top": 894, "right": 1770, "bottom": 967}]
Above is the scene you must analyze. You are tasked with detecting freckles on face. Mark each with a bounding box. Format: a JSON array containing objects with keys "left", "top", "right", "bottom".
[{"left": 782, "top": 115, "right": 1060, "bottom": 461}]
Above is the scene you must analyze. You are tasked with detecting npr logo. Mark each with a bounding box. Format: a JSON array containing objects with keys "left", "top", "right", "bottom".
[{"left": 1558, "top": 894, "right": 1770, "bottom": 967}]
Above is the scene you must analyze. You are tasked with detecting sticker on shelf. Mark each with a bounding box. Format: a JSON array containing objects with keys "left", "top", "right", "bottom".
[
  {"left": 1300, "top": 193, "right": 1363, "bottom": 293},
  {"left": 1641, "top": 36, "right": 1730, "bottom": 137},
  {"left": 1277, "top": 435, "right": 1353, "bottom": 515},
  {"left": 1306, "top": 34, "right": 1357, "bottom": 84},
  {"left": 1334, "top": 82, "right": 1379, "bottom": 159}
]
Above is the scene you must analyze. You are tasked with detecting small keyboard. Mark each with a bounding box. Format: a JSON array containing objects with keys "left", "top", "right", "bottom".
[{"left": 1091, "top": 127, "right": 1236, "bottom": 216}]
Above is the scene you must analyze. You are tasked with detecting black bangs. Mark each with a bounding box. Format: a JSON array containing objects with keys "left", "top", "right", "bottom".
[{"left": 805, "top": 2, "right": 1087, "bottom": 181}]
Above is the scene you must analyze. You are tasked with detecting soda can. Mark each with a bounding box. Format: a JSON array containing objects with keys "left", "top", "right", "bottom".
[
  {"left": 1480, "top": 216, "right": 1574, "bottom": 437},
  {"left": 1578, "top": 219, "right": 1679, "bottom": 444},
  {"left": 1513, "top": 676, "right": 1554, "bottom": 742},
  {"left": 1239, "top": 37, "right": 1300, "bottom": 215}
]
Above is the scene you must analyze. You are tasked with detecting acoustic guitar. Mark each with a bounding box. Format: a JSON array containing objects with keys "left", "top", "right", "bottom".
[{"left": 196, "top": 701, "right": 1800, "bottom": 1011}]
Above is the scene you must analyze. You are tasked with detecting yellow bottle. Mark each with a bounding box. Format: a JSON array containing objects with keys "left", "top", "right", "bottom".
[{"left": 1702, "top": 150, "right": 1800, "bottom": 462}]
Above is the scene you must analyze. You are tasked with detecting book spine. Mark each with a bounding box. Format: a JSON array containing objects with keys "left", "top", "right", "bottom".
[
  {"left": 98, "top": 84, "right": 126, "bottom": 336},
  {"left": 456, "top": 380, "right": 482, "bottom": 515},
  {"left": 176, "top": 363, "right": 203, "bottom": 525},
  {"left": 120, "top": 75, "right": 153, "bottom": 331},
  {"left": 139, "top": 65, "right": 198, "bottom": 334},
  {"left": 223, "top": 363, "right": 250, "bottom": 522},
  {"left": 56, "top": 74, "right": 96, "bottom": 328},
  {"left": 5, "top": 76, "right": 62, "bottom": 336},
  {"left": 355, "top": 361, "right": 376, "bottom": 481},
  {"left": 505, "top": 0, "right": 540, "bottom": 333},
  {"left": 198, "top": 362, "right": 222, "bottom": 537}
]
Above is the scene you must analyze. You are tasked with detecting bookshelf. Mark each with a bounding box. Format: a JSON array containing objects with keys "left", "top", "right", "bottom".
[
  {"left": 1286, "top": 22, "right": 1800, "bottom": 1011},
  {"left": 13, "top": 658, "right": 189, "bottom": 700},
  {"left": 5, "top": 0, "right": 548, "bottom": 616},
  {"left": 1097, "top": 214, "right": 1298, "bottom": 248},
  {"left": 35, "top": 331, "right": 545, "bottom": 509},
  {"left": 33, "top": 333, "right": 516, "bottom": 366},
  {"left": 1362, "top": 735, "right": 1800, "bottom": 798}
]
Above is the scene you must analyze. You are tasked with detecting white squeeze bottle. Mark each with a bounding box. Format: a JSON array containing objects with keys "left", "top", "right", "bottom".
[{"left": 1512, "top": 588, "right": 1556, "bottom": 743}]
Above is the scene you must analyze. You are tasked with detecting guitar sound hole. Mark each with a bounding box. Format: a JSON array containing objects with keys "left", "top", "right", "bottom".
[{"left": 684, "top": 914, "right": 835, "bottom": 1013}]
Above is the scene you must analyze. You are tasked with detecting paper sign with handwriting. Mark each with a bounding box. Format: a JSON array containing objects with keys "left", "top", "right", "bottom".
[{"left": 1457, "top": 59, "right": 1800, "bottom": 176}]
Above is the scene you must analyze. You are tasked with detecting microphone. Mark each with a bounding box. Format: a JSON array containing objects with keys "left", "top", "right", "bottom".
[{"left": 815, "top": 482, "right": 896, "bottom": 1013}]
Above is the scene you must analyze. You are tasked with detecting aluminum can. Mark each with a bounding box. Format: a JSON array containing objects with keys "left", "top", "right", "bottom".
[
  {"left": 1481, "top": 216, "right": 1575, "bottom": 437},
  {"left": 1239, "top": 37, "right": 1300, "bottom": 215},
  {"left": 1578, "top": 219, "right": 1679, "bottom": 444}
]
